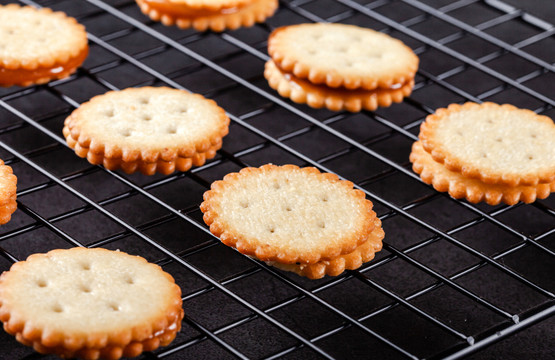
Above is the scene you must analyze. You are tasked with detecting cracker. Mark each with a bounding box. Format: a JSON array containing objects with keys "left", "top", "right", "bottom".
[
  {"left": 419, "top": 102, "right": 555, "bottom": 187},
  {"left": 264, "top": 59, "right": 414, "bottom": 112},
  {"left": 269, "top": 218, "right": 384, "bottom": 279},
  {"left": 0, "top": 4, "right": 88, "bottom": 87},
  {"left": 410, "top": 141, "right": 555, "bottom": 205},
  {"left": 0, "top": 159, "right": 17, "bottom": 225},
  {"left": 63, "top": 86, "right": 230, "bottom": 175},
  {"left": 200, "top": 164, "right": 377, "bottom": 265},
  {"left": 0, "top": 247, "right": 184, "bottom": 360},
  {"left": 136, "top": 0, "right": 278, "bottom": 32},
  {"left": 267, "top": 23, "right": 419, "bottom": 91},
  {"left": 167, "top": 0, "right": 255, "bottom": 10}
]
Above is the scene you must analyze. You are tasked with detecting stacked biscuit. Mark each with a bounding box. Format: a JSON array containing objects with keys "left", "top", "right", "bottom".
[
  {"left": 410, "top": 102, "right": 555, "bottom": 205},
  {"left": 0, "top": 159, "right": 17, "bottom": 225},
  {"left": 136, "top": 0, "right": 278, "bottom": 32},
  {"left": 63, "top": 87, "right": 230, "bottom": 175},
  {"left": 0, "top": 248, "right": 184, "bottom": 360},
  {"left": 200, "top": 164, "right": 384, "bottom": 279},
  {"left": 265, "top": 23, "right": 419, "bottom": 112},
  {"left": 0, "top": 4, "right": 88, "bottom": 87}
]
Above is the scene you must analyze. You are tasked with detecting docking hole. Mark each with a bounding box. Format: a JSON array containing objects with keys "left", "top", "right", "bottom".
[{"left": 120, "top": 129, "right": 131, "bottom": 137}]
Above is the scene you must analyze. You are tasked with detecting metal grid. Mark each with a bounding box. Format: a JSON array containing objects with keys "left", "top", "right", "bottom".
[{"left": 0, "top": 0, "right": 553, "bottom": 359}]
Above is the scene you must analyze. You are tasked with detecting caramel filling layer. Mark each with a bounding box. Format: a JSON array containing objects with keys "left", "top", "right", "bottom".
[
  {"left": 141, "top": 0, "right": 245, "bottom": 18},
  {"left": 276, "top": 61, "right": 409, "bottom": 95},
  {"left": 0, "top": 46, "right": 89, "bottom": 87}
]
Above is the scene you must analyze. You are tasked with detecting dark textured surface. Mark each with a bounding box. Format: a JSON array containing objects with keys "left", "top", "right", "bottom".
[{"left": 0, "top": 0, "right": 553, "bottom": 359}]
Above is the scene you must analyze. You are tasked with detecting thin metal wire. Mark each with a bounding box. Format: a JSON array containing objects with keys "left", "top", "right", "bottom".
[
  {"left": 402, "top": 0, "right": 554, "bottom": 70},
  {"left": 85, "top": 0, "right": 555, "bottom": 265},
  {"left": 337, "top": 0, "right": 555, "bottom": 106},
  {"left": 0, "top": 0, "right": 552, "bottom": 359},
  {"left": 0, "top": 3, "right": 467, "bottom": 356},
  {"left": 444, "top": 305, "right": 555, "bottom": 359},
  {"left": 0, "top": 141, "right": 337, "bottom": 360}
]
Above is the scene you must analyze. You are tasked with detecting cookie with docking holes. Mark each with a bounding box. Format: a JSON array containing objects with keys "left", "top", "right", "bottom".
[
  {"left": 63, "top": 87, "right": 230, "bottom": 175},
  {"left": 410, "top": 102, "right": 555, "bottom": 205},
  {"left": 200, "top": 164, "right": 384, "bottom": 279},
  {"left": 264, "top": 23, "right": 419, "bottom": 112},
  {"left": 0, "top": 247, "right": 184, "bottom": 360}
]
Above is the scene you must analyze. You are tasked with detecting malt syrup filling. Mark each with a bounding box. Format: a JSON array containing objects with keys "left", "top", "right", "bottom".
[{"left": 0, "top": 47, "right": 89, "bottom": 87}]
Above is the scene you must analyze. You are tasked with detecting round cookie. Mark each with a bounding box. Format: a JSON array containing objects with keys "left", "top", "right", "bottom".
[
  {"left": 63, "top": 87, "right": 230, "bottom": 175},
  {"left": 0, "top": 248, "right": 184, "bottom": 360},
  {"left": 0, "top": 159, "right": 17, "bottom": 225},
  {"left": 269, "top": 218, "right": 384, "bottom": 279},
  {"left": 200, "top": 164, "right": 378, "bottom": 266},
  {"left": 0, "top": 4, "right": 88, "bottom": 87},
  {"left": 419, "top": 102, "right": 555, "bottom": 187},
  {"left": 410, "top": 141, "right": 555, "bottom": 205},
  {"left": 267, "top": 23, "right": 419, "bottom": 90},
  {"left": 136, "top": 0, "right": 278, "bottom": 32},
  {"left": 264, "top": 59, "right": 414, "bottom": 112}
]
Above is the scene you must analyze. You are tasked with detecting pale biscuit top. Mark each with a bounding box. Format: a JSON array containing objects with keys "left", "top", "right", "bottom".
[
  {"left": 268, "top": 23, "right": 419, "bottom": 90},
  {"left": 0, "top": 248, "right": 182, "bottom": 337},
  {"left": 66, "top": 87, "right": 229, "bottom": 154},
  {"left": 0, "top": 5, "right": 88, "bottom": 69},
  {"left": 420, "top": 102, "right": 555, "bottom": 186},
  {"left": 201, "top": 164, "right": 375, "bottom": 264}
]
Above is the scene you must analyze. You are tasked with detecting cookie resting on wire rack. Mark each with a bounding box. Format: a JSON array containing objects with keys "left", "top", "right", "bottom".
[
  {"left": 411, "top": 102, "right": 555, "bottom": 205},
  {"left": 0, "top": 247, "right": 184, "bottom": 360},
  {"left": 264, "top": 22, "right": 419, "bottom": 112},
  {"left": 0, "top": 159, "right": 17, "bottom": 225},
  {"left": 136, "top": 0, "right": 278, "bottom": 32},
  {"left": 200, "top": 164, "right": 384, "bottom": 279},
  {"left": 63, "top": 86, "right": 230, "bottom": 175}
]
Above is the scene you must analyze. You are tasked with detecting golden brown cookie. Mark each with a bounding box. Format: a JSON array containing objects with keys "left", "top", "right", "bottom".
[
  {"left": 410, "top": 141, "right": 555, "bottom": 205},
  {"left": 0, "top": 159, "right": 17, "bottom": 225},
  {"left": 269, "top": 218, "right": 384, "bottom": 279},
  {"left": 136, "top": 0, "right": 278, "bottom": 32},
  {"left": 63, "top": 87, "right": 230, "bottom": 175},
  {"left": 264, "top": 23, "right": 418, "bottom": 111},
  {"left": 419, "top": 102, "right": 555, "bottom": 187},
  {"left": 0, "top": 4, "right": 88, "bottom": 87},
  {"left": 0, "top": 247, "right": 184, "bottom": 360},
  {"left": 268, "top": 23, "right": 419, "bottom": 90},
  {"left": 265, "top": 60, "right": 414, "bottom": 112},
  {"left": 200, "top": 164, "right": 382, "bottom": 278}
]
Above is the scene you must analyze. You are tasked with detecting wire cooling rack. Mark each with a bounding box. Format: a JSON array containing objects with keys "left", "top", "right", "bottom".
[{"left": 0, "top": 0, "right": 553, "bottom": 359}]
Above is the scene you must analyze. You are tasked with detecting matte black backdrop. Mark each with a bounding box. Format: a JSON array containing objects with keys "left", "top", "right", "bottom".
[{"left": 0, "top": 0, "right": 553, "bottom": 359}]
